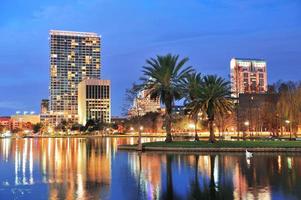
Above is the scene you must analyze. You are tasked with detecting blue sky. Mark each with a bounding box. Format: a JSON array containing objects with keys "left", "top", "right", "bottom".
[{"left": 0, "top": 0, "right": 300, "bottom": 116}]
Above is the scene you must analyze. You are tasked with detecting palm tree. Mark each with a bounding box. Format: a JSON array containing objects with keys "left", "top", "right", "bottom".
[
  {"left": 141, "top": 54, "right": 193, "bottom": 142},
  {"left": 184, "top": 72, "right": 202, "bottom": 141},
  {"left": 189, "top": 75, "right": 233, "bottom": 143}
]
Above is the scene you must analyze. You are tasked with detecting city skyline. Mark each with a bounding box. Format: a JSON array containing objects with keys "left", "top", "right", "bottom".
[{"left": 0, "top": 0, "right": 300, "bottom": 116}]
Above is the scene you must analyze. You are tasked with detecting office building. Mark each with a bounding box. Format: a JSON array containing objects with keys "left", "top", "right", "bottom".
[
  {"left": 49, "top": 30, "right": 101, "bottom": 122},
  {"left": 230, "top": 58, "right": 267, "bottom": 98},
  {"left": 78, "top": 79, "right": 111, "bottom": 125},
  {"left": 40, "top": 111, "right": 66, "bottom": 128}
]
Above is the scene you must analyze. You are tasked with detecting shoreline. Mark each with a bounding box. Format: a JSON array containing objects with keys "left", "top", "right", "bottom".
[
  {"left": 118, "top": 140, "right": 301, "bottom": 152},
  {"left": 1, "top": 134, "right": 299, "bottom": 140},
  {"left": 118, "top": 145, "right": 301, "bottom": 152}
]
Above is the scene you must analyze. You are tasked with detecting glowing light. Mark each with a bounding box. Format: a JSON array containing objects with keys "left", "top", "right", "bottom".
[
  {"left": 188, "top": 123, "right": 195, "bottom": 129},
  {"left": 244, "top": 121, "right": 250, "bottom": 126}
]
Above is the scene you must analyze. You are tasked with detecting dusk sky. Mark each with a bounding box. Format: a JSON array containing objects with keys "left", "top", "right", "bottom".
[{"left": 0, "top": 0, "right": 300, "bottom": 116}]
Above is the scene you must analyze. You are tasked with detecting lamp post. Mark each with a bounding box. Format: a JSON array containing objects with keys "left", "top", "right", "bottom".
[
  {"left": 244, "top": 121, "right": 249, "bottom": 140},
  {"left": 137, "top": 105, "right": 143, "bottom": 151},
  {"left": 285, "top": 120, "right": 292, "bottom": 140}
]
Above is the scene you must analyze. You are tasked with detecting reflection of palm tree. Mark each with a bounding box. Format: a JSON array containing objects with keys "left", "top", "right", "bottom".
[
  {"left": 187, "top": 155, "right": 202, "bottom": 199},
  {"left": 166, "top": 154, "right": 174, "bottom": 200},
  {"left": 161, "top": 154, "right": 181, "bottom": 200},
  {"left": 209, "top": 155, "right": 217, "bottom": 199}
]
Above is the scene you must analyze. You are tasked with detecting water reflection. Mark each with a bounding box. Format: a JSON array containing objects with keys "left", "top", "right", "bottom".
[{"left": 1, "top": 138, "right": 301, "bottom": 200}]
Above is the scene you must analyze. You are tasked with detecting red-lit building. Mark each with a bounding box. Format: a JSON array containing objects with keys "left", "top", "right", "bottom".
[
  {"left": 230, "top": 58, "right": 267, "bottom": 98},
  {"left": 0, "top": 117, "right": 12, "bottom": 131}
]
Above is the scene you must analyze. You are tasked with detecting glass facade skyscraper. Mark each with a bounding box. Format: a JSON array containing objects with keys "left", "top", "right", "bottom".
[{"left": 49, "top": 30, "right": 101, "bottom": 121}]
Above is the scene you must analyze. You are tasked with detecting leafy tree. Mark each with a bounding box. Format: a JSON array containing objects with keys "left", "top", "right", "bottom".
[
  {"left": 71, "top": 123, "right": 84, "bottom": 132},
  {"left": 85, "top": 119, "right": 96, "bottom": 132},
  {"left": 122, "top": 82, "right": 141, "bottom": 116},
  {"left": 276, "top": 81, "right": 301, "bottom": 136},
  {"left": 33, "top": 123, "right": 42, "bottom": 133},
  {"left": 55, "top": 119, "right": 69, "bottom": 132}
]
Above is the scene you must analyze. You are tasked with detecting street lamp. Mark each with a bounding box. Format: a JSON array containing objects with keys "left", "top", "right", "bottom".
[
  {"left": 137, "top": 105, "right": 143, "bottom": 151},
  {"left": 188, "top": 123, "right": 195, "bottom": 130},
  {"left": 244, "top": 121, "right": 249, "bottom": 140},
  {"left": 285, "top": 120, "right": 292, "bottom": 140}
]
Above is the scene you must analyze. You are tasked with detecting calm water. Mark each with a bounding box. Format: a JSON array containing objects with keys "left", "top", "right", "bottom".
[{"left": 0, "top": 138, "right": 301, "bottom": 200}]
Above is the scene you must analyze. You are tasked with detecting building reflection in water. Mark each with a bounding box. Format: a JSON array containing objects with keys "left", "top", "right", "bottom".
[
  {"left": 1, "top": 138, "right": 115, "bottom": 199},
  {"left": 1, "top": 138, "right": 301, "bottom": 199},
  {"left": 127, "top": 152, "right": 301, "bottom": 200}
]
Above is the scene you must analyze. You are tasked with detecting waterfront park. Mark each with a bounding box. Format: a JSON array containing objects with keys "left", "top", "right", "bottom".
[
  {"left": 1, "top": 54, "right": 301, "bottom": 199},
  {"left": 118, "top": 54, "right": 301, "bottom": 153}
]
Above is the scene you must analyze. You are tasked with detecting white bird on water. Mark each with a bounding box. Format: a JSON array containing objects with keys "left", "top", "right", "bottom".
[{"left": 246, "top": 150, "right": 253, "bottom": 158}]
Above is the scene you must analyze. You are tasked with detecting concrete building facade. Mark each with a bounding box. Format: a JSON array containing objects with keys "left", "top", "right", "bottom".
[{"left": 78, "top": 79, "right": 111, "bottom": 125}]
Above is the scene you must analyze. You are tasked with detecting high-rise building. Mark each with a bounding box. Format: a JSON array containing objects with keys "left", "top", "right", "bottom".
[
  {"left": 49, "top": 30, "right": 101, "bottom": 122},
  {"left": 40, "top": 99, "right": 49, "bottom": 114},
  {"left": 78, "top": 79, "right": 111, "bottom": 125},
  {"left": 128, "top": 89, "right": 161, "bottom": 117},
  {"left": 230, "top": 58, "right": 267, "bottom": 98}
]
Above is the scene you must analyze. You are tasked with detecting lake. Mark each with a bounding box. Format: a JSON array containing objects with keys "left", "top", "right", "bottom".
[{"left": 0, "top": 137, "right": 301, "bottom": 200}]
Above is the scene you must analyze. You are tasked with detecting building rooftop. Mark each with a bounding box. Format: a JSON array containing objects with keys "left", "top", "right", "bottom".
[
  {"left": 232, "top": 57, "right": 266, "bottom": 62},
  {"left": 79, "top": 78, "right": 110, "bottom": 86},
  {"left": 49, "top": 30, "right": 100, "bottom": 37}
]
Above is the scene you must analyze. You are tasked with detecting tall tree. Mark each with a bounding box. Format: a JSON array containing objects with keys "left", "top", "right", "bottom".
[
  {"left": 188, "top": 75, "right": 234, "bottom": 143},
  {"left": 122, "top": 82, "right": 140, "bottom": 116},
  {"left": 184, "top": 72, "right": 202, "bottom": 141},
  {"left": 140, "top": 54, "right": 193, "bottom": 142},
  {"left": 277, "top": 81, "right": 301, "bottom": 135}
]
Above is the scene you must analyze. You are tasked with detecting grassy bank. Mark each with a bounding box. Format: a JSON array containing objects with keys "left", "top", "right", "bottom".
[{"left": 142, "top": 140, "right": 301, "bottom": 148}]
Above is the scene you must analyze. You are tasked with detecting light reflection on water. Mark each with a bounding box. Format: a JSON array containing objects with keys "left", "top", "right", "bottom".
[{"left": 0, "top": 137, "right": 301, "bottom": 200}]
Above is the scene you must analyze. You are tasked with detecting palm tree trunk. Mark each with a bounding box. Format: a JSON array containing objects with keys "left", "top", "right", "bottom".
[
  {"left": 194, "top": 117, "right": 199, "bottom": 141},
  {"left": 209, "top": 120, "right": 215, "bottom": 143},
  {"left": 165, "top": 103, "right": 173, "bottom": 142}
]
